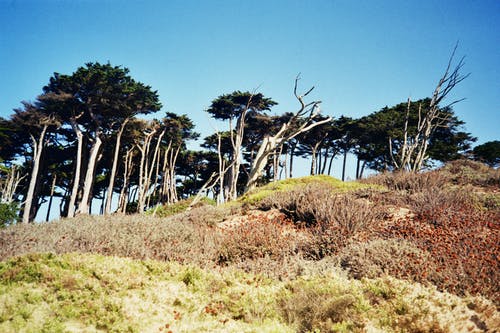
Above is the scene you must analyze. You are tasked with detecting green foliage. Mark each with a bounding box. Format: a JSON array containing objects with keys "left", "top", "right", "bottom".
[
  {"left": 1, "top": 253, "right": 496, "bottom": 332},
  {"left": 473, "top": 140, "right": 500, "bottom": 167},
  {"left": 240, "top": 174, "right": 376, "bottom": 205},
  {"left": 147, "top": 196, "right": 215, "bottom": 217},
  {"left": 206, "top": 91, "right": 277, "bottom": 121},
  {"left": 0, "top": 202, "right": 19, "bottom": 228},
  {"left": 354, "top": 99, "right": 476, "bottom": 171}
]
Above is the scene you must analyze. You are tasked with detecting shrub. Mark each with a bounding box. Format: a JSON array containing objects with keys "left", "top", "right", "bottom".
[
  {"left": 147, "top": 196, "right": 215, "bottom": 218},
  {"left": 259, "top": 183, "right": 384, "bottom": 259},
  {"left": 407, "top": 186, "right": 479, "bottom": 225},
  {"left": 335, "top": 239, "right": 434, "bottom": 282},
  {"left": 278, "top": 279, "right": 365, "bottom": 333},
  {"left": 216, "top": 211, "right": 302, "bottom": 264},
  {"left": 0, "top": 213, "right": 220, "bottom": 266},
  {"left": 439, "top": 159, "right": 500, "bottom": 187},
  {"left": 361, "top": 170, "right": 449, "bottom": 193},
  {"left": 260, "top": 182, "right": 381, "bottom": 232},
  {"left": 0, "top": 202, "right": 19, "bottom": 228},
  {"left": 382, "top": 207, "right": 500, "bottom": 301}
]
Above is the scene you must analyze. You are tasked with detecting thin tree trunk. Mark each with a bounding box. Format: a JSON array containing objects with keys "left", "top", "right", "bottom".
[
  {"left": 355, "top": 156, "right": 361, "bottom": 179},
  {"left": 289, "top": 141, "right": 297, "bottom": 178},
  {"left": 341, "top": 149, "right": 348, "bottom": 181},
  {"left": 327, "top": 150, "right": 336, "bottom": 176},
  {"left": 118, "top": 147, "right": 134, "bottom": 213},
  {"left": 217, "top": 133, "right": 225, "bottom": 205},
  {"left": 67, "top": 121, "right": 83, "bottom": 218},
  {"left": 104, "top": 118, "right": 129, "bottom": 215},
  {"left": 359, "top": 160, "right": 366, "bottom": 178},
  {"left": 145, "top": 130, "right": 165, "bottom": 209},
  {"left": 77, "top": 135, "right": 103, "bottom": 215},
  {"left": 137, "top": 130, "right": 156, "bottom": 212},
  {"left": 45, "top": 174, "right": 57, "bottom": 221},
  {"left": 22, "top": 125, "right": 48, "bottom": 223}
]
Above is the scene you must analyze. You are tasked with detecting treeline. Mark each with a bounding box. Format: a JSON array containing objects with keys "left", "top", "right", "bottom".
[{"left": 0, "top": 57, "right": 497, "bottom": 224}]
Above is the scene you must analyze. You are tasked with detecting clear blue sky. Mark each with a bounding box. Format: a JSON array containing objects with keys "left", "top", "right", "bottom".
[{"left": 1, "top": 0, "right": 499, "bottom": 151}]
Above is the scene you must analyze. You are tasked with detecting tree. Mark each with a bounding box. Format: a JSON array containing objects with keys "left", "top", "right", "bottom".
[
  {"left": 42, "top": 62, "right": 161, "bottom": 216},
  {"left": 356, "top": 99, "right": 475, "bottom": 173},
  {"left": 11, "top": 101, "right": 60, "bottom": 223},
  {"left": 393, "top": 44, "right": 470, "bottom": 172},
  {"left": 473, "top": 141, "right": 500, "bottom": 168},
  {"left": 206, "top": 91, "right": 277, "bottom": 201},
  {"left": 103, "top": 80, "right": 161, "bottom": 215},
  {"left": 244, "top": 75, "right": 332, "bottom": 192}
]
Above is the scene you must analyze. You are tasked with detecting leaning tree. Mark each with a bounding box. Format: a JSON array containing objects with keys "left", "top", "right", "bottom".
[
  {"left": 206, "top": 91, "right": 277, "bottom": 201},
  {"left": 392, "top": 44, "right": 471, "bottom": 172},
  {"left": 244, "top": 75, "right": 332, "bottom": 192}
]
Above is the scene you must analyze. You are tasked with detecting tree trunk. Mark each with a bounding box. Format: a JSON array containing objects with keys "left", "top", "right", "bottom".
[
  {"left": 327, "top": 152, "right": 335, "bottom": 176},
  {"left": 310, "top": 147, "right": 317, "bottom": 176},
  {"left": 76, "top": 135, "right": 102, "bottom": 215},
  {"left": 289, "top": 141, "right": 297, "bottom": 178},
  {"left": 22, "top": 125, "right": 48, "bottom": 223},
  {"left": 355, "top": 156, "right": 361, "bottom": 179},
  {"left": 118, "top": 147, "right": 134, "bottom": 213},
  {"left": 341, "top": 149, "right": 348, "bottom": 181},
  {"left": 45, "top": 174, "right": 57, "bottom": 221},
  {"left": 359, "top": 160, "right": 366, "bottom": 178},
  {"left": 67, "top": 121, "right": 84, "bottom": 218},
  {"left": 104, "top": 118, "right": 129, "bottom": 215},
  {"left": 137, "top": 130, "right": 156, "bottom": 212}
]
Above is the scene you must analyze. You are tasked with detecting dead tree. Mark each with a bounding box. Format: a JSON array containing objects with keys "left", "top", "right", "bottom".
[
  {"left": 392, "top": 44, "right": 469, "bottom": 172},
  {"left": 0, "top": 166, "right": 25, "bottom": 204},
  {"left": 245, "top": 75, "right": 332, "bottom": 192}
]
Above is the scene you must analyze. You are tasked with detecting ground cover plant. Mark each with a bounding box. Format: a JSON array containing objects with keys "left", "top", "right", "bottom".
[
  {"left": 1, "top": 252, "right": 498, "bottom": 332},
  {"left": 0, "top": 161, "right": 499, "bottom": 331}
]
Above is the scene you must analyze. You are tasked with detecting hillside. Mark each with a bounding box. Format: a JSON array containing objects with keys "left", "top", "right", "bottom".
[{"left": 0, "top": 160, "right": 499, "bottom": 332}]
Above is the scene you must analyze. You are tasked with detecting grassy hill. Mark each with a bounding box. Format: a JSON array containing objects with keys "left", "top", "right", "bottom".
[{"left": 1, "top": 160, "right": 499, "bottom": 332}]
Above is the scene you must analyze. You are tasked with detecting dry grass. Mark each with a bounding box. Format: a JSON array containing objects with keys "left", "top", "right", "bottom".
[
  {"left": 1, "top": 160, "right": 499, "bottom": 307},
  {"left": 0, "top": 213, "right": 220, "bottom": 266}
]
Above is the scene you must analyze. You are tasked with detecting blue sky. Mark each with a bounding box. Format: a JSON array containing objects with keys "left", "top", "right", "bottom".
[{"left": 1, "top": 0, "right": 499, "bottom": 155}]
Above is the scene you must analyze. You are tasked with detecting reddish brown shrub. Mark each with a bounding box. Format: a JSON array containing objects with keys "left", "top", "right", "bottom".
[
  {"left": 260, "top": 183, "right": 382, "bottom": 234},
  {"left": 380, "top": 207, "right": 500, "bottom": 301},
  {"left": 336, "top": 239, "right": 436, "bottom": 282},
  {"left": 216, "top": 211, "right": 303, "bottom": 264}
]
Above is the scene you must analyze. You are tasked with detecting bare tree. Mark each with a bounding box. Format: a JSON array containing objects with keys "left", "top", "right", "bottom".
[
  {"left": 392, "top": 44, "right": 469, "bottom": 172},
  {"left": 104, "top": 118, "right": 130, "bottom": 215},
  {"left": 0, "top": 165, "right": 25, "bottom": 204},
  {"left": 245, "top": 75, "right": 332, "bottom": 192}
]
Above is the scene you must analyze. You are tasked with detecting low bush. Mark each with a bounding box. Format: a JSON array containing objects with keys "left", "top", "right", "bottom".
[
  {"left": 147, "top": 196, "right": 215, "bottom": 218},
  {"left": 382, "top": 207, "right": 499, "bottom": 301},
  {"left": 407, "top": 186, "right": 479, "bottom": 224},
  {"left": 439, "top": 159, "right": 500, "bottom": 187},
  {"left": 260, "top": 182, "right": 381, "bottom": 232},
  {"left": 335, "top": 239, "right": 439, "bottom": 285},
  {"left": 279, "top": 278, "right": 365, "bottom": 333},
  {"left": 0, "top": 202, "right": 19, "bottom": 228},
  {"left": 0, "top": 213, "right": 220, "bottom": 266},
  {"left": 216, "top": 211, "right": 302, "bottom": 264},
  {"left": 361, "top": 170, "right": 449, "bottom": 193}
]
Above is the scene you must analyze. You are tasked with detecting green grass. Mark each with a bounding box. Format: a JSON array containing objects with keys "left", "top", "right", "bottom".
[
  {"left": 146, "top": 196, "right": 216, "bottom": 217},
  {"left": 1, "top": 253, "right": 496, "bottom": 332},
  {"left": 239, "top": 175, "right": 379, "bottom": 205}
]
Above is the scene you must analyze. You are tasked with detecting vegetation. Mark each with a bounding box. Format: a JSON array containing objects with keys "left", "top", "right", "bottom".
[
  {"left": 0, "top": 161, "right": 499, "bottom": 331},
  {"left": 0, "top": 45, "right": 498, "bottom": 331},
  {"left": 0, "top": 253, "right": 498, "bottom": 333},
  {"left": 0, "top": 46, "right": 490, "bottom": 223}
]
